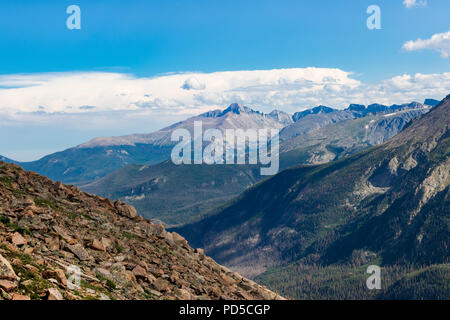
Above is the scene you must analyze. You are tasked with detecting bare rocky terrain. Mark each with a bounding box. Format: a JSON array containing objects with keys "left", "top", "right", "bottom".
[{"left": 0, "top": 162, "right": 283, "bottom": 300}]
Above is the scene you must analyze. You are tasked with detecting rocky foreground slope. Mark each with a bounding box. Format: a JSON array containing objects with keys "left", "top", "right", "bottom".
[{"left": 0, "top": 162, "right": 282, "bottom": 300}]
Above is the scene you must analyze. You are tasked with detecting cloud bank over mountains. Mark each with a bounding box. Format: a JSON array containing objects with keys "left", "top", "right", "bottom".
[{"left": 0, "top": 68, "right": 449, "bottom": 125}]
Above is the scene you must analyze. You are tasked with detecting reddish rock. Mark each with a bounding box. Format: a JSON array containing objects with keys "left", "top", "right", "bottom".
[
  {"left": 172, "top": 232, "right": 188, "bottom": 246},
  {"left": 47, "top": 288, "right": 64, "bottom": 300},
  {"left": 153, "top": 278, "right": 170, "bottom": 292},
  {"left": 195, "top": 248, "right": 205, "bottom": 256},
  {"left": 114, "top": 200, "right": 137, "bottom": 219},
  {"left": 65, "top": 243, "right": 91, "bottom": 261},
  {"left": 12, "top": 293, "right": 31, "bottom": 300},
  {"left": 54, "top": 269, "right": 67, "bottom": 286},
  {"left": 0, "top": 279, "right": 17, "bottom": 292},
  {"left": 132, "top": 265, "right": 147, "bottom": 280},
  {"left": 91, "top": 239, "right": 105, "bottom": 251},
  {"left": 0, "top": 162, "right": 283, "bottom": 301},
  {"left": 11, "top": 232, "right": 27, "bottom": 246},
  {"left": 101, "top": 237, "right": 113, "bottom": 250},
  {"left": 24, "top": 264, "right": 39, "bottom": 273}
]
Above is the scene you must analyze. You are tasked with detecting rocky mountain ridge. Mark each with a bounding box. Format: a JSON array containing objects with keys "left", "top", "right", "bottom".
[
  {"left": 175, "top": 95, "right": 449, "bottom": 279},
  {"left": 82, "top": 104, "right": 430, "bottom": 227},
  {"left": 1, "top": 100, "right": 434, "bottom": 186},
  {"left": 0, "top": 161, "right": 282, "bottom": 300}
]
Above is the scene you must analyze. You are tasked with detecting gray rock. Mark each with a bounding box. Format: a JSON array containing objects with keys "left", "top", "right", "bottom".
[{"left": 0, "top": 254, "right": 17, "bottom": 281}]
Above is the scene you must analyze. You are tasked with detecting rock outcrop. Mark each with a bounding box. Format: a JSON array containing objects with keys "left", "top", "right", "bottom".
[{"left": 0, "top": 162, "right": 283, "bottom": 300}]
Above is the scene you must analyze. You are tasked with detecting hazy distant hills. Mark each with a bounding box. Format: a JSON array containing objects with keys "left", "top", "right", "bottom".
[
  {"left": 83, "top": 103, "right": 430, "bottom": 226},
  {"left": 82, "top": 161, "right": 262, "bottom": 227},
  {"left": 9, "top": 103, "right": 287, "bottom": 185},
  {"left": 0, "top": 100, "right": 435, "bottom": 229},
  {"left": 279, "top": 101, "right": 428, "bottom": 141},
  {"left": 1, "top": 100, "right": 434, "bottom": 187},
  {"left": 0, "top": 155, "right": 17, "bottom": 164},
  {"left": 174, "top": 95, "right": 449, "bottom": 299},
  {"left": 424, "top": 98, "right": 441, "bottom": 106},
  {"left": 77, "top": 103, "right": 287, "bottom": 149},
  {"left": 15, "top": 144, "right": 174, "bottom": 186}
]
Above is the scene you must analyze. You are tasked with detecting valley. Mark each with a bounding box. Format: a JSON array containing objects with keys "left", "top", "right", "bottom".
[
  {"left": 80, "top": 101, "right": 430, "bottom": 226},
  {"left": 1, "top": 97, "right": 447, "bottom": 300},
  {"left": 174, "top": 96, "right": 449, "bottom": 299}
]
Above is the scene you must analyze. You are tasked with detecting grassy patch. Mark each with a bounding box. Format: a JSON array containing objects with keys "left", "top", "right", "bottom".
[
  {"left": 106, "top": 279, "right": 116, "bottom": 291},
  {"left": 115, "top": 243, "right": 125, "bottom": 254},
  {"left": 19, "top": 276, "right": 50, "bottom": 300},
  {"left": 0, "top": 176, "right": 13, "bottom": 188},
  {"left": 95, "top": 273, "right": 116, "bottom": 290},
  {"left": 0, "top": 246, "right": 49, "bottom": 300},
  {"left": 160, "top": 246, "right": 174, "bottom": 256},
  {"left": 80, "top": 279, "right": 115, "bottom": 300},
  {"left": 0, "top": 214, "right": 10, "bottom": 225},
  {"left": 81, "top": 213, "right": 94, "bottom": 221},
  {"left": 121, "top": 231, "right": 144, "bottom": 242},
  {"left": 142, "top": 288, "right": 156, "bottom": 300},
  {"left": 12, "top": 189, "right": 27, "bottom": 195},
  {"left": 65, "top": 211, "right": 78, "bottom": 220},
  {"left": 0, "top": 215, "right": 32, "bottom": 235},
  {"left": 34, "top": 197, "right": 59, "bottom": 210}
]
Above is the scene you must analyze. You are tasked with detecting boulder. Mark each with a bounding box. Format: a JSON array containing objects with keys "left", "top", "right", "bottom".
[
  {"left": 0, "top": 254, "right": 17, "bottom": 281},
  {"left": 172, "top": 232, "right": 188, "bottom": 246},
  {"left": 54, "top": 269, "right": 67, "bottom": 286},
  {"left": 47, "top": 288, "right": 64, "bottom": 300},
  {"left": 11, "top": 293, "right": 31, "bottom": 300},
  {"left": 132, "top": 265, "right": 147, "bottom": 280},
  {"left": 11, "top": 232, "right": 27, "bottom": 246},
  {"left": 64, "top": 243, "right": 92, "bottom": 261},
  {"left": 90, "top": 239, "right": 105, "bottom": 251},
  {"left": 152, "top": 278, "right": 170, "bottom": 292},
  {"left": 114, "top": 200, "right": 137, "bottom": 219},
  {"left": 0, "top": 280, "right": 17, "bottom": 292},
  {"left": 101, "top": 237, "right": 113, "bottom": 250}
]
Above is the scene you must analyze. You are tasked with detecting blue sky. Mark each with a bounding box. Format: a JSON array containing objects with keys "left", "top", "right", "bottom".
[
  {"left": 0, "top": 0, "right": 449, "bottom": 161},
  {"left": 1, "top": 0, "right": 449, "bottom": 80}
]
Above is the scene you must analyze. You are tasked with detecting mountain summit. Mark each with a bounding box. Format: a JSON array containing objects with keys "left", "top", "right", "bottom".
[
  {"left": 9, "top": 103, "right": 286, "bottom": 185},
  {"left": 3, "top": 101, "right": 430, "bottom": 187}
]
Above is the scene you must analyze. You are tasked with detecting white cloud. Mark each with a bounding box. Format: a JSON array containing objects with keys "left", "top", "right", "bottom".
[
  {"left": 403, "top": 0, "right": 427, "bottom": 8},
  {"left": 181, "top": 77, "right": 206, "bottom": 90},
  {"left": 0, "top": 68, "right": 361, "bottom": 115},
  {"left": 1, "top": 67, "right": 449, "bottom": 161},
  {"left": 0, "top": 68, "right": 449, "bottom": 127},
  {"left": 403, "top": 30, "right": 450, "bottom": 59}
]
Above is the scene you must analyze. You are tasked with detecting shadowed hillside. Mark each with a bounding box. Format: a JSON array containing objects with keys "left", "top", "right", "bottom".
[{"left": 174, "top": 95, "right": 449, "bottom": 300}]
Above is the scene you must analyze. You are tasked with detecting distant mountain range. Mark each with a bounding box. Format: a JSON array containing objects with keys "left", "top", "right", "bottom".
[
  {"left": 2, "top": 103, "right": 287, "bottom": 185},
  {"left": 279, "top": 101, "right": 427, "bottom": 141},
  {"left": 81, "top": 101, "right": 430, "bottom": 226},
  {"left": 1, "top": 99, "right": 436, "bottom": 187},
  {"left": 424, "top": 98, "right": 441, "bottom": 106},
  {"left": 173, "top": 95, "right": 449, "bottom": 299},
  {"left": 0, "top": 156, "right": 18, "bottom": 164},
  {"left": 78, "top": 103, "right": 287, "bottom": 149}
]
